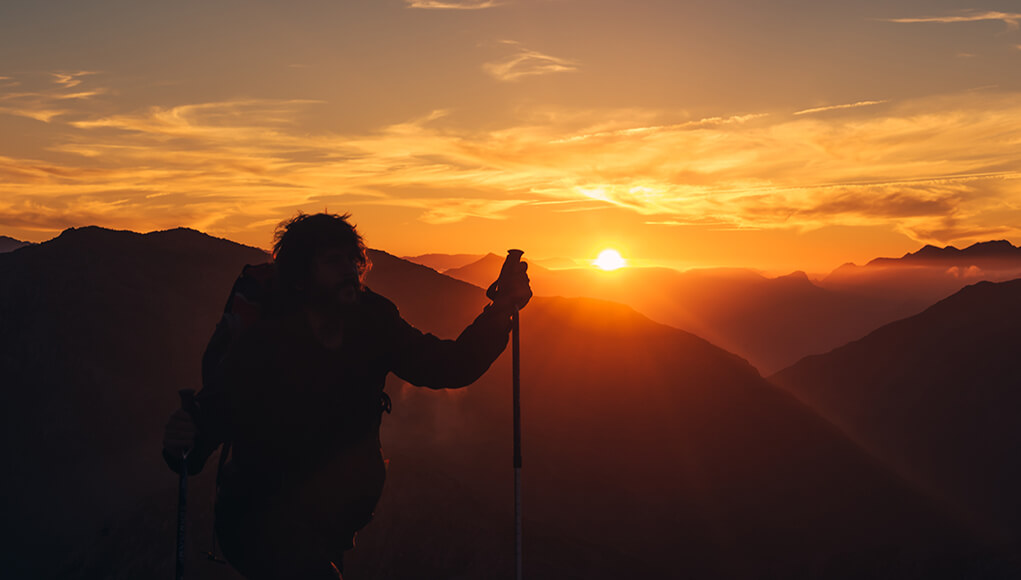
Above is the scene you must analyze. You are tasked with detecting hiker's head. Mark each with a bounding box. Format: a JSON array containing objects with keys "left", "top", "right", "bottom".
[{"left": 273, "top": 212, "right": 370, "bottom": 306}]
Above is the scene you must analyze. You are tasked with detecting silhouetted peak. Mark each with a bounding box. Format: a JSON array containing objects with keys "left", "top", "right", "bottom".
[
  {"left": 830, "top": 261, "right": 859, "bottom": 272},
  {"left": 0, "top": 235, "right": 31, "bottom": 253},
  {"left": 401, "top": 253, "right": 486, "bottom": 272},
  {"left": 903, "top": 241, "right": 1021, "bottom": 260},
  {"left": 55, "top": 225, "right": 136, "bottom": 241},
  {"left": 148, "top": 226, "right": 209, "bottom": 239},
  {"left": 778, "top": 270, "right": 809, "bottom": 281},
  {"left": 44, "top": 226, "right": 267, "bottom": 259},
  {"left": 906, "top": 244, "right": 958, "bottom": 259},
  {"left": 367, "top": 248, "right": 432, "bottom": 272},
  {"left": 442, "top": 253, "right": 504, "bottom": 276},
  {"left": 962, "top": 240, "right": 1018, "bottom": 256},
  {"left": 865, "top": 240, "right": 1021, "bottom": 267},
  {"left": 365, "top": 248, "right": 484, "bottom": 293}
]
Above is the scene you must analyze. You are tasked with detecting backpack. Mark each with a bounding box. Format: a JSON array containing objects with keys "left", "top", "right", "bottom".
[
  {"left": 198, "top": 262, "right": 395, "bottom": 563},
  {"left": 202, "top": 262, "right": 278, "bottom": 393},
  {"left": 201, "top": 263, "right": 278, "bottom": 558},
  {"left": 201, "top": 263, "right": 393, "bottom": 482}
]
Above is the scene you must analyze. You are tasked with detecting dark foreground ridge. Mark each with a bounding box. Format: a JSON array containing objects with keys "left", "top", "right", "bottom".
[{"left": 1, "top": 226, "right": 1016, "bottom": 578}]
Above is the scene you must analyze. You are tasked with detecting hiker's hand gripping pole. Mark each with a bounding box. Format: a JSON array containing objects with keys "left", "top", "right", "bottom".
[
  {"left": 487, "top": 249, "right": 526, "bottom": 580},
  {"left": 176, "top": 389, "right": 197, "bottom": 580}
]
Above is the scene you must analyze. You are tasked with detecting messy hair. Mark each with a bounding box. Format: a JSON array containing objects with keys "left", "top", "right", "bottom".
[{"left": 272, "top": 212, "right": 371, "bottom": 301}]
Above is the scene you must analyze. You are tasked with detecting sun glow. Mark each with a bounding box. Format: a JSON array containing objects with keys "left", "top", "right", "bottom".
[{"left": 593, "top": 249, "right": 627, "bottom": 271}]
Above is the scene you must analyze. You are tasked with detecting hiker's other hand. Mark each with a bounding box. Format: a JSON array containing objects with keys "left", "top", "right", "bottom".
[
  {"left": 163, "top": 409, "right": 197, "bottom": 457},
  {"left": 491, "top": 261, "right": 532, "bottom": 311}
]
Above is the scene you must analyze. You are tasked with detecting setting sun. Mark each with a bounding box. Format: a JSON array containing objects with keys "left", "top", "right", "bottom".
[{"left": 593, "top": 249, "right": 627, "bottom": 271}]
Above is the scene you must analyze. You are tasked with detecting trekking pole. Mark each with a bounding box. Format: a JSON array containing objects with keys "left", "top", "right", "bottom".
[
  {"left": 512, "top": 301, "right": 523, "bottom": 580},
  {"left": 487, "top": 249, "right": 525, "bottom": 580},
  {"left": 206, "top": 442, "right": 231, "bottom": 565},
  {"left": 176, "top": 389, "right": 197, "bottom": 580}
]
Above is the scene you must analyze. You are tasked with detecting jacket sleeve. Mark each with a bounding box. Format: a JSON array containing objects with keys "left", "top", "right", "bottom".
[{"left": 383, "top": 296, "right": 514, "bottom": 389}]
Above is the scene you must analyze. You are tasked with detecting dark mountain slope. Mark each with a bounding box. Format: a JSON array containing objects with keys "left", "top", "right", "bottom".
[
  {"left": 377, "top": 297, "right": 1005, "bottom": 579},
  {"left": 0, "top": 234, "right": 31, "bottom": 253},
  {"left": 772, "top": 278, "right": 1021, "bottom": 547},
  {"left": 0, "top": 226, "right": 268, "bottom": 578},
  {"left": 400, "top": 253, "right": 484, "bottom": 272}
]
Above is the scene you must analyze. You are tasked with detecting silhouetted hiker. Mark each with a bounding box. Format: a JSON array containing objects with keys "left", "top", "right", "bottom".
[{"left": 162, "top": 212, "right": 531, "bottom": 579}]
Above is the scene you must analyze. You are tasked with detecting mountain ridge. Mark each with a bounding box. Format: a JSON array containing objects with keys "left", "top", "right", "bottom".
[
  {"left": 0, "top": 234, "right": 31, "bottom": 253},
  {"left": 771, "top": 277, "right": 1021, "bottom": 547},
  {"left": 868, "top": 240, "right": 1021, "bottom": 266}
]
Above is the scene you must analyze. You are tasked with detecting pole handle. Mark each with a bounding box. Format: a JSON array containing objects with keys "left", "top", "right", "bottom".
[
  {"left": 487, "top": 249, "right": 524, "bottom": 302},
  {"left": 179, "top": 388, "right": 197, "bottom": 414},
  {"left": 178, "top": 389, "right": 197, "bottom": 460}
]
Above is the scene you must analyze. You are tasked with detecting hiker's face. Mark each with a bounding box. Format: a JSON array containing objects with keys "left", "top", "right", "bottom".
[{"left": 311, "top": 246, "right": 361, "bottom": 307}]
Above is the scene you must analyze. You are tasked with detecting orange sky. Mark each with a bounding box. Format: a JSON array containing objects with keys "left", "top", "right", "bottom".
[{"left": 1, "top": 1, "right": 1019, "bottom": 273}]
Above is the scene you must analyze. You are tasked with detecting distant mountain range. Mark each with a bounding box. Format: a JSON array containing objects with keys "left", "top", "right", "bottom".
[
  {"left": 400, "top": 253, "right": 484, "bottom": 272},
  {"left": 436, "top": 242, "right": 1021, "bottom": 374},
  {"left": 869, "top": 240, "right": 1021, "bottom": 266},
  {"left": 403, "top": 252, "right": 579, "bottom": 272},
  {"left": 771, "top": 278, "right": 1021, "bottom": 548},
  {"left": 2, "top": 227, "right": 1013, "bottom": 578},
  {"left": 441, "top": 255, "right": 910, "bottom": 374},
  {"left": 823, "top": 240, "right": 1021, "bottom": 305}
]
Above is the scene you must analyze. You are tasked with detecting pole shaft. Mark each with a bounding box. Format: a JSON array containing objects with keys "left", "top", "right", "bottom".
[
  {"left": 176, "top": 460, "right": 187, "bottom": 580},
  {"left": 512, "top": 309, "right": 522, "bottom": 580},
  {"left": 514, "top": 467, "right": 522, "bottom": 580},
  {"left": 176, "top": 389, "right": 195, "bottom": 580}
]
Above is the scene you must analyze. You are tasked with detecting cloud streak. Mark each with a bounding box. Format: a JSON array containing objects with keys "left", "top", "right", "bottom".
[
  {"left": 0, "top": 72, "right": 105, "bottom": 123},
  {"left": 52, "top": 71, "right": 97, "bottom": 88},
  {"left": 882, "top": 11, "right": 1021, "bottom": 29},
  {"left": 405, "top": 0, "right": 501, "bottom": 9},
  {"left": 484, "top": 41, "right": 578, "bottom": 81},
  {"left": 794, "top": 100, "right": 888, "bottom": 116}
]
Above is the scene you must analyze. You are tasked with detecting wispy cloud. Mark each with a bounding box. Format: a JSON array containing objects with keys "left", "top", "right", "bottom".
[
  {"left": 414, "top": 198, "right": 528, "bottom": 224},
  {"left": 0, "top": 71, "right": 105, "bottom": 122},
  {"left": 484, "top": 41, "right": 578, "bottom": 81},
  {"left": 52, "top": 71, "right": 97, "bottom": 88},
  {"left": 794, "top": 100, "right": 889, "bottom": 116},
  {"left": 882, "top": 11, "right": 1021, "bottom": 29},
  {"left": 406, "top": 0, "right": 501, "bottom": 9},
  {"left": 1, "top": 72, "right": 1020, "bottom": 247},
  {"left": 552, "top": 113, "right": 768, "bottom": 143}
]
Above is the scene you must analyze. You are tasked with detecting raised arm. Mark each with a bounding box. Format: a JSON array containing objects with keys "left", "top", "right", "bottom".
[
  {"left": 382, "top": 256, "right": 531, "bottom": 388},
  {"left": 386, "top": 300, "right": 516, "bottom": 388}
]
